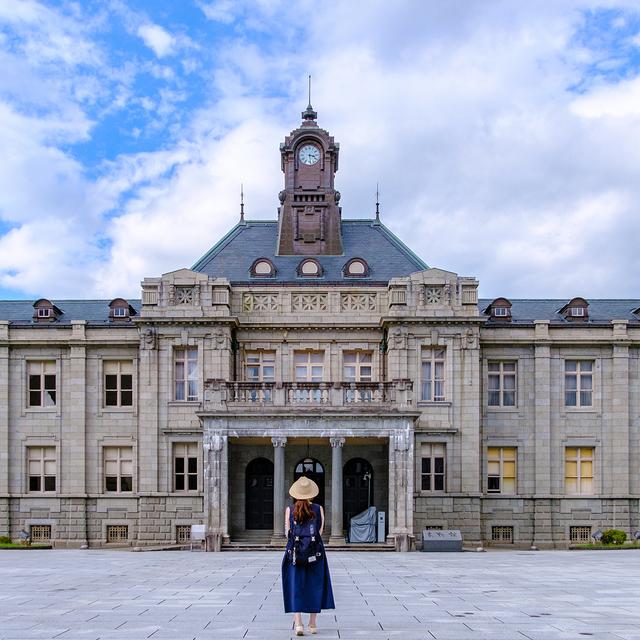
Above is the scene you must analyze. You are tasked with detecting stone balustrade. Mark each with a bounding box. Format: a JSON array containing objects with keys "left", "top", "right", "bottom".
[{"left": 203, "top": 380, "right": 413, "bottom": 411}]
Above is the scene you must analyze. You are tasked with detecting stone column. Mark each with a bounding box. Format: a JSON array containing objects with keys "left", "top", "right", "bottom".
[
  {"left": 0, "top": 324, "right": 10, "bottom": 538},
  {"left": 271, "top": 436, "right": 287, "bottom": 544},
  {"left": 533, "top": 321, "right": 552, "bottom": 548},
  {"left": 204, "top": 428, "right": 228, "bottom": 551},
  {"left": 388, "top": 425, "right": 414, "bottom": 551},
  {"left": 329, "top": 437, "right": 345, "bottom": 545}
]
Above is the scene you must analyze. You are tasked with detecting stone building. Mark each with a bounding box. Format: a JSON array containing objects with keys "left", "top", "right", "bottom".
[{"left": 1, "top": 104, "right": 639, "bottom": 550}]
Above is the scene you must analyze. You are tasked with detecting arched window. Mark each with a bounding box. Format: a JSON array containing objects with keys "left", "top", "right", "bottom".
[
  {"left": 250, "top": 258, "right": 276, "bottom": 278},
  {"left": 293, "top": 457, "right": 325, "bottom": 506},
  {"left": 297, "top": 259, "right": 323, "bottom": 277},
  {"left": 343, "top": 258, "right": 370, "bottom": 277}
]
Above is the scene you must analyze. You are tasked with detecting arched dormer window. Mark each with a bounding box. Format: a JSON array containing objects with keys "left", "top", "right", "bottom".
[
  {"left": 250, "top": 258, "right": 276, "bottom": 278},
  {"left": 483, "top": 298, "right": 512, "bottom": 322},
  {"left": 343, "top": 258, "right": 370, "bottom": 278},
  {"left": 32, "top": 299, "right": 62, "bottom": 323},
  {"left": 109, "top": 298, "right": 136, "bottom": 322},
  {"left": 297, "top": 258, "right": 323, "bottom": 278},
  {"left": 559, "top": 297, "right": 589, "bottom": 321}
]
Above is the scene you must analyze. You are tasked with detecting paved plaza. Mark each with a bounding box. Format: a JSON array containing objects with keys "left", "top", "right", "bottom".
[{"left": 1, "top": 550, "right": 640, "bottom": 640}]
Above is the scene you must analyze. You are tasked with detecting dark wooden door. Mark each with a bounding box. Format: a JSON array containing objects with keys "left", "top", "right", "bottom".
[
  {"left": 293, "top": 458, "right": 325, "bottom": 508},
  {"left": 343, "top": 458, "right": 374, "bottom": 530},
  {"left": 245, "top": 457, "right": 274, "bottom": 530}
]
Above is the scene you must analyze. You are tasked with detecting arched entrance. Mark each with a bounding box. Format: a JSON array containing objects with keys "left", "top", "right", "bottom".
[
  {"left": 343, "top": 458, "right": 374, "bottom": 530},
  {"left": 293, "top": 457, "right": 325, "bottom": 507},
  {"left": 245, "top": 457, "right": 274, "bottom": 530}
]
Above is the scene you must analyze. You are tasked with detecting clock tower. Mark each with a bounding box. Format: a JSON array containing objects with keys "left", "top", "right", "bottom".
[{"left": 276, "top": 101, "right": 343, "bottom": 255}]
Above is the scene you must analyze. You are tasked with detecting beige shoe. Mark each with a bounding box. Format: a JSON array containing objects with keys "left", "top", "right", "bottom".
[
  {"left": 295, "top": 623, "right": 304, "bottom": 636},
  {"left": 308, "top": 625, "right": 318, "bottom": 634}
]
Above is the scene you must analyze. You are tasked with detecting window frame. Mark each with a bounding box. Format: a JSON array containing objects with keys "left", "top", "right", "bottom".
[
  {"left": 103, "top": 446, "right": 134, "bottom": 494},
  {"left": 244, "top": 350, "right": 276, "bottom": 383},
  {"left": 486, "top": 446, "right": 517, "bottom": 494},
  {"left": 487, "top": 361, "right": 517, "bottom": 408},
  {"left": 293, "top": 350, "right": 325, "bottom": 382},
  {"left": 173, "top": 442, "right": 199, "bottom": 493},
  {"left": 103, "top": 360, "right": 134, "bottom": 409},
  {"left": 564, "top": 360, "right": 594, "bottom": 408},
  {"left": 564, "top": 446, "right": 594, "bottom": 496},
  {"left": 174, "top": 347, "right": 199, "bottom": 402},
  {"left": 27, "top": 360, "right": 57, "bottom": 408},
  {"left": 27, "top": 446, "right": 57, "bottom": 494},
  {"left": 420, "top": 443, "right": 446, "bottom": 493},
  {"left": 342, "top": 350, "right": 373, "bottom": 382},
  {"left": 420, "top": 348, "right": 446, "bottom": 402}
]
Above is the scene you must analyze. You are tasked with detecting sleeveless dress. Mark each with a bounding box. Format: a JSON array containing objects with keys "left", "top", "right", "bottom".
[{"left": 281, "top": 502, "right": 336, "bottom": 613}]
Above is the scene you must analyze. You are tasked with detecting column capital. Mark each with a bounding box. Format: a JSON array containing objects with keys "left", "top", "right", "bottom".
[
  {"left": 330, "top": 436, "right": 345, "bottom": 448},
  {"left": 271, "top": 436, "right": 287, "bottom": 447}
]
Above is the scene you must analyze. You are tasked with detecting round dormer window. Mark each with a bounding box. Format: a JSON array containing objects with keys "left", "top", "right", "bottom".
[
  {"left": 343, "top": 258, "right": 369, "bottom": 277},
  {"left": 298, "top": 259, "right": 322, "bottom": 277},
  {"left": 250, "top": 258, "right": 275, "bottom": 277}
]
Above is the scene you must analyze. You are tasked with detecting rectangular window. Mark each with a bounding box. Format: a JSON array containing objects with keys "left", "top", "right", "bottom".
[
  {"left": 176, "top": 525, "right": 191, "bottom": 544},
  {"left": 491, "top": 526, "right": 514, "bottom": 543},
  {"left": 570, "top": 526, "right": 591, "bottom": 543},
  {"left": 113, "top": 306, "right": 128, "bottom": 317},
  {"left": 30, "top": 525, "right": 51, "bottom": 542},
  {"left": 174, "top": 348, "right": 198, "bottom": 401},
  {"left": 487, "top": 447, "right": 516, "bottom": 494},
  {"left": 28, "top": 361, "right": 56, "bottom": 407},
  {"left": 565, "top": 447, "right": 594, "bottom": 495},
  {"left": 174, "top": 443, "right": 198, "bottom": 492},
  {"left": 343, "top": 351, "right": 373, "bottom": 382},
  {"left": 564, "top": 360, "right": 593, "bottom": 407},
  {"left": 28, "top": 446, "right": 56, "bottom": 493},
  {"left": 104, "top": 447, "right": 133, "bottom": 493},
  {"left": 106, "top": 525, "right": 128, "bottom": 543},
  {"left": 421, "top": 443, "right": 445, "bottom": 492},
  {"left": 488, "top": 362, "right": 516, "bottom": 407},
  {"left": 244, "top": 351, "right": 276, "bottom": 382},
  {"left": 37, "top": 307, "right": 51, "bottom": 318},
  {"left": 294, "top": 351, "right": 324, "bottom": 382},
  {"left": 493, "top": 307, "right": 509, "bottom": 317},
  {"left": 104, "top": 360, "right": 133, "bottom": 407},
  {"left": 421, "top": 349, "right": 445, "bottom": 401}
]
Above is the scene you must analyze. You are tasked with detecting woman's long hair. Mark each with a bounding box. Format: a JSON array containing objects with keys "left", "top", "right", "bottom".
[{"left": 293, "top": 499, "right": 313, "bottom": 524}]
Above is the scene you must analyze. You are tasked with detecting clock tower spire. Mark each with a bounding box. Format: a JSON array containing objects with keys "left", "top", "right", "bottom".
[{"left": 276, "top": 91, "right": 343, "bottom": 256}]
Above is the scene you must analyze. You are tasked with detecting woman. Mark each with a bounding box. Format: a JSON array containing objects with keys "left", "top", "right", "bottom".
[{"left": 282, "top": 476, "right": 335, "bottom": 636}]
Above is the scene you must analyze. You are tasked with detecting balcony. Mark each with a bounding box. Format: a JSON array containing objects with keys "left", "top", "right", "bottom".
[{"left": 203, "top": 380, "right": 413, "bottom": 412}]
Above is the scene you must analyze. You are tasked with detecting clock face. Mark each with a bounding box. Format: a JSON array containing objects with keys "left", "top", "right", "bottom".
[{"left": 299, "top": 144, "right": 321, "bottom": 165}]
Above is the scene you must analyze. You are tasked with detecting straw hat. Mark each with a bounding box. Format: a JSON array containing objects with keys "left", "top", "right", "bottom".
[{"left": 289, "top": 476, "right": 319, "bottom": 500}]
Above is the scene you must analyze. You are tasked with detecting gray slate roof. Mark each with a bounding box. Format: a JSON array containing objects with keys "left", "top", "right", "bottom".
[
  {"left": 0, "top": 300, "right": 141, "bottom": 326},
  {"left": 191, "top": 219, "right": 428, "bottom": 283},
  {"left": 479, "top": 299, "right": 640, "bottom": 324}
]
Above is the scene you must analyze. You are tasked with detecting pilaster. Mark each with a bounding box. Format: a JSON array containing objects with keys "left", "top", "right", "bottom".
[
  {"left": 204, "top": 430, "right": 228, "bottom": 551},
  {"left": 328, "top": 436, "right": 345, "bottom": 545},
  {"left": 271, "top": 436, "right": 287, "bottom": 544},
  {"left": 138, "top": 328, "right": 159, "bottom": 491},
  {"left": 610, "top": 323, "right": 630, "bottom": 495}
]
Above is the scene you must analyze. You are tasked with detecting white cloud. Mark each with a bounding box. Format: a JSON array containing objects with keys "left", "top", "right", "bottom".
[
  {"left": 137, "top": 23, "right": 175, "bottom": 58},
  {"left": 570, "top": 76, "right": 640, "bottom": 117}
]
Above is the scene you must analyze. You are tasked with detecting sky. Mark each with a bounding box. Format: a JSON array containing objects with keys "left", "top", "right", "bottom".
[{"left": 0, "top": 0, "right": 639, "bottom": 301}]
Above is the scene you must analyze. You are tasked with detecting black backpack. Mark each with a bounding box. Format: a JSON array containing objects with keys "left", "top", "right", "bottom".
[{"left": 286, "top": 518, "right": 322, "bottom": 565}]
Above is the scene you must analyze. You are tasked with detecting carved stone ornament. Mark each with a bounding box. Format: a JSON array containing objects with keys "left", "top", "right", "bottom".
[
  {"left": 461, "top": 328, "right": 479, "bottom": 350},
  {"left": 278, "top": 190, "right": 286, "bottom": 204},
  {"left": 271, "top": 436, "right": 287, "bottom": 448},
  {"left": 388, "top": 327, "right": 408, "bottom": 350},
  {"left": 140, "top": 327, "right": 157, "bottom": 350},
  {"left": 212, "top": 329, "right": 230, "bottom": 350},
  {"left": 329, "top": 436, "right": 345, "bottom": 448},
  {"left": 392, "top": 430, "right": 409, "bottom": 451},
  {"left": 334, "top": 190, "right": 341, "bottom": 203},
  {"left": 205, "top": 432, "right": 226, "bottom": 453},
  {"left": 424, "top": 286, "right": 443, "bottom": 305}
]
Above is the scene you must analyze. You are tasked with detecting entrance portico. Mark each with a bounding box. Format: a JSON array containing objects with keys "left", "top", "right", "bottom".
[{"left": 201, "top": 416, "right": 415, "bottom": 551}]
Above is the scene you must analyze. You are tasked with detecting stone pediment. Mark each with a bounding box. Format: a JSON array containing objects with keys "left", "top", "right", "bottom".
[{"left": 161, "top": 268, "right": 210, "bottom": 285}]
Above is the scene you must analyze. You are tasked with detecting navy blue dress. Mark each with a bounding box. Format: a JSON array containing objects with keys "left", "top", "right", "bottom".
[{"left": 281, "top": 503, "right": 335, "bottom": 613}]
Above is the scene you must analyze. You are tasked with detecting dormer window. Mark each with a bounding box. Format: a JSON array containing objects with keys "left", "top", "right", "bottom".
[
  {"left": 250, "top": 258, "right": 276, "bottom": 278},
  {"left": 559, "top": 297, "right": 589, "bottom": 322},
  {"left": 343, "top": 258, "right": 370, "bottom": 278},
  {"left": 109, "top": 298, "right": 136, "bottom": 322},
  {"left": 297, "top": 259, "right": 323, "bottom": 277},
  {"left": 32, "top": 299, "right": 61, "bottom": 323},
  {"left": 483, "top": 298, "right": 512, "bottom": 322}
]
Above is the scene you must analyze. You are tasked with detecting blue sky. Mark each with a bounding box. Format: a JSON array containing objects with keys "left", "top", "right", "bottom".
[{"left": 0, "top": 0, "right": 640, "bottom": 300}]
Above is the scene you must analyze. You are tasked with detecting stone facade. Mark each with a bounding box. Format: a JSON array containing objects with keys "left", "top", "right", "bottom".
[{"left": 0, "top": 108, "right": 639, "bottom": 550}]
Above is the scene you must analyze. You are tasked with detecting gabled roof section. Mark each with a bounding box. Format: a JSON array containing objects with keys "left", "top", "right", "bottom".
[
  {"left": 478, "top": 299, "right": 640, "bottom": 324},
  {"left": 0, "top": 300, "right": 141, "bottom": 325},
  {"left": 192, "top": 220, "right": 428, "bottom": 284}
]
